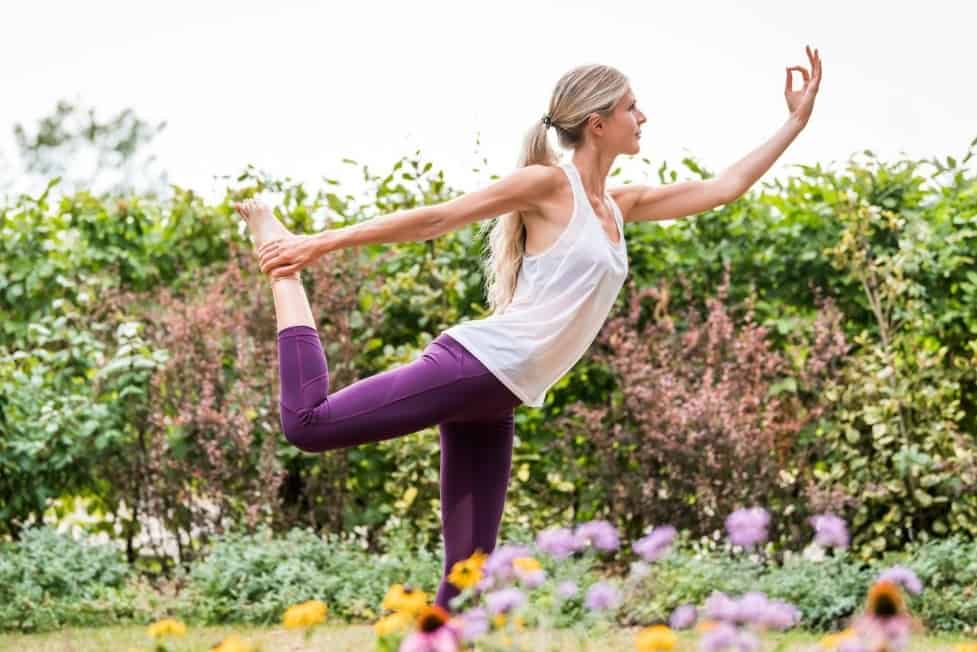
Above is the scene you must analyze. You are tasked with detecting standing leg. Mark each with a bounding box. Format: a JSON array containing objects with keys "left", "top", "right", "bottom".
[{"left": 435, "top": 413, "right": 515, "bottom": 610}]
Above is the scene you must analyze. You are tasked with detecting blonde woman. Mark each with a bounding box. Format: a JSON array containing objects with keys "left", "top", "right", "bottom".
[{"left": 235, "top": 45, "right": 822, "bottom": 610}]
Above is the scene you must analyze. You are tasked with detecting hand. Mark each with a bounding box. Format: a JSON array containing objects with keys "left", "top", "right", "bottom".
[
  {"left": 785, "top": 45, "right": 822, "bottom": 127},
  {"left": 257, "top": 234, "right": 320, "bottom": 278}
]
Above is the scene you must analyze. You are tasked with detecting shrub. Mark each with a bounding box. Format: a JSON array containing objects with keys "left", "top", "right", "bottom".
[
  {"left": 183, "top": 527, "right": 442, "bottom": 624},
  {"left": 0, "top": 526, "right": 140, "bottom": 632}
]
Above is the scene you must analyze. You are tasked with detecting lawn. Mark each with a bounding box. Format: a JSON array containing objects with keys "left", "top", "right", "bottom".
[{"left": 0, "top": 625, "right": 973, "bottom": 652}]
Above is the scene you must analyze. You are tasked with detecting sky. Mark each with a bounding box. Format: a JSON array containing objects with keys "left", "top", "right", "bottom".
[{"left": 1, "top": 0, "right": 975, "bottom": 201}]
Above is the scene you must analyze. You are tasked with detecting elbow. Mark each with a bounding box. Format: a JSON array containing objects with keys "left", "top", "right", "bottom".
[
  {"left": 716, "top": 176, "right": 743, "bottom": 205},
  {"left": 425, "top": 206, "right": 448, "bottom": 241}
]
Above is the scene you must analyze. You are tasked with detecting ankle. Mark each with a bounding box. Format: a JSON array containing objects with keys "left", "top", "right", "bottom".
[{"left": 270, "top": 271, "right": 301, "bottom": 284}]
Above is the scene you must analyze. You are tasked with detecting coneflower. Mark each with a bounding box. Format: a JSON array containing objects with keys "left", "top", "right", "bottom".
[{"left": 399, "top": 605, "right": 462, "bottom": 652}]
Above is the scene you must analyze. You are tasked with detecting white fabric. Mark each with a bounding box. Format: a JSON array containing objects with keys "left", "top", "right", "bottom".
[{"left": 443, "top": 160, "right": 628, "bottom": 407}]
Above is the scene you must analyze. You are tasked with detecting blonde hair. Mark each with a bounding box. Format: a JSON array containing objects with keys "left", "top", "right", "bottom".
[{"left": 478, "top": 64, "right": 630, "bottom": 314}]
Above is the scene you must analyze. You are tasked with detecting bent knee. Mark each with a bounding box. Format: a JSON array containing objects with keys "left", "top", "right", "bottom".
[{"left": 280, "top": 406, "right": 330, "bottom": 453}]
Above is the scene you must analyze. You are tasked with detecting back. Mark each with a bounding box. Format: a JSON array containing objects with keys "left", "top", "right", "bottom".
[{"left": 443, "top": 160, "right": 628, "bottom": 407}]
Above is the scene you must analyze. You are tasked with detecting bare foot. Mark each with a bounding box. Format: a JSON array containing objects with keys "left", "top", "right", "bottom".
[{"left": 234, "top": 198, "right": 292, "bottom": 249}]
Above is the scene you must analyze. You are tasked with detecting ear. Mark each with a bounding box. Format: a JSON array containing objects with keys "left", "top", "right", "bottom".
[{"left": 586, "top": 112, "right": 603, "bottom": 137}]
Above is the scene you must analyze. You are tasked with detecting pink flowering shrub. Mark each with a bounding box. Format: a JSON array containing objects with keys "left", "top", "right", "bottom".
[{"left": 554, "top": 268, "right": 849, "bottom": 543}]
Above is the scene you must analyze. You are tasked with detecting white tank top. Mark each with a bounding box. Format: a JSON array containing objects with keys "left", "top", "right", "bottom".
[{"left": 443, "top": 160, "right": 628, "bottom": 407}]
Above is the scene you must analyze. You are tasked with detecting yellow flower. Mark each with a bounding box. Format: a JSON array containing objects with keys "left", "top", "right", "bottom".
[
  {"left": 491, "top": 614, "right": 524, "bottom": 630},
  {"left": 448, "top": 550, "right": 489, "bottom": 590},
  {"left": 147, "top": 618, "right": 187, "bottom": 638},
  {"left": 694, "top": 619, "right": 718, "bottom": 633},
  {"left": 818, "top": 628, "right": 857, "bottom": 650},
  {"left": 282, "top": 599, "right": 328, "bottom": 629},
  {"left": 374, "top": 611, "right": 413, "bottom": 637},
  {"left": 210, "top": 634, "right": 255, "bottom": 652},
  {"left": 512, "top": 557, "right": 542, "bottom": 573},
  {"left": 953, "top": 645, "right": 977, "bottom": 652},
  {"left": 635, "top": 624, "right": 677, "bottom": 651},
  {"left": 382, "top": 583, "right": 429, "bottom": 615}
]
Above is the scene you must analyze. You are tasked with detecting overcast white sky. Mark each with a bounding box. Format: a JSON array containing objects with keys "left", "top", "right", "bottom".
[{"left": 1, "top": 0, "right": 975, "bottom": 200}]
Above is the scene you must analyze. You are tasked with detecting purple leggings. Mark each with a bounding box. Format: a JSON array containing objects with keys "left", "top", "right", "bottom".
[{"left": 276, "top": 325, "right": 522, "bottom": 610}]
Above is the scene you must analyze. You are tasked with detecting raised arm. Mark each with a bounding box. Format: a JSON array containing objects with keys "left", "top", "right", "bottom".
[
  {"left": 614, "top": 45, "right": 822, "bottom": 224},
  {"left": 256, "top": 164, "right": 560, "bottom": 276},
  {"left": 324, "top": 163, "right": 558, "bottom": 251}
]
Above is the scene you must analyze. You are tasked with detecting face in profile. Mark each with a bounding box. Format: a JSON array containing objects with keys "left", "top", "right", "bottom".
[{"left": 600, "top": 87, "right": 647, "bottom": 156}]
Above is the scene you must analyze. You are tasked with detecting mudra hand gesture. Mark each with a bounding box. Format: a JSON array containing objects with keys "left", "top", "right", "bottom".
[{"left": 786, "top": 45, "right": 822, "bottom": 126}]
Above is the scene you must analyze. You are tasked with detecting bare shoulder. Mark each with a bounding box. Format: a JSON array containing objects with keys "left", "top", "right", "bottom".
[
  {"left": 510, "top": 163, "right": 566, "bottom": 200},
  {"left": 608, "top": 184, "right": 643, "bottom": 221}
]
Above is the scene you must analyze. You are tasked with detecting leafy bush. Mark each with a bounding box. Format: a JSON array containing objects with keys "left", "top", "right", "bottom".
[
  {"left": 555, "top": 269, "right": 849, "bottom": 544},
  {"left": 901, "top": 536, "right": 977, "bottom": 634},
  {"left": 0, "top": 526, "right": 142, "bottom": 632},
  {"left": 810, "top": 194, "right": 977, "bottom": 554},
  {"left": 183, "top": 527, "right": 443, "bottom": 624},
  {"left": 618, "top": 535, "right": 977, "bottom": 634}
]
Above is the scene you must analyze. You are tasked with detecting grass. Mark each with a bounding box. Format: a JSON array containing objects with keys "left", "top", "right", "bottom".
[{"left": 0, "top": 625, "right": 973, "bottom": 652}]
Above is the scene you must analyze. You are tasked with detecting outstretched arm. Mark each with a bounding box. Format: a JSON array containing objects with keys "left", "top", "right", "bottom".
[
  {"left": 327, "top": 164, "right": 557, "bottom": 248},
  {"left": 256, "top": 165, "right": 560, "bottom": 277},
  {"left": 614, "top": 45, "right": 822, "bottom": 224}
]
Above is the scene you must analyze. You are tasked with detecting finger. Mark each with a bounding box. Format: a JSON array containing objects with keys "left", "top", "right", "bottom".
[
  {"left": 272, "top": 265, "right": 301, "bottom": 278},
  {"left": 806, "top": 45, "right": 814, "bottom": 67},
  {"left": 785, "top": 67, "right": 792, "bottom": 94}
]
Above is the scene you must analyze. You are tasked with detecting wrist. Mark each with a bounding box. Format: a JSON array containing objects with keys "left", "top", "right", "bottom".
[{"left": 314, "top": 229, "right": 340, "bottom": 256}]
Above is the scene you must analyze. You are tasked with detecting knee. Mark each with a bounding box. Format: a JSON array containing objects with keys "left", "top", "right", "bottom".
[{"left": 280, "top": 407, "right": 328, "bottom": 453}]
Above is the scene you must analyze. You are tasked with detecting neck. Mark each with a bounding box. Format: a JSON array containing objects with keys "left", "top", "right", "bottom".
[{"left": 571, "top": 145, "right": 617, "bottom": 199}]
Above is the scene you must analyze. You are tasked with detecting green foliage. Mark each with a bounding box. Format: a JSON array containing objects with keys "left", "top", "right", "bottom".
[
  {"left": 812, "top": 194, "right": 977, "bottom": 555},
  {"left": 619, "top": 536, "right": 977, "bottom": 634},
  {"left": 900, "top": 535, "right": 977, "bottom": 632},
  {"left": 0, "top": 527, "right": 145, "bottom": 632},
  {"left": 184, "top": 527, "right": 442, "bottom": 624},
  {"left": 2, "top": 137, "right": 977, "bottom": 575},
  {"left": 12, "top": 99, "right": 167, "bottom": 195}
]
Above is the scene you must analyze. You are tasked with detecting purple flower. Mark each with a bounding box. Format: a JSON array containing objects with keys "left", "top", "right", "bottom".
[
  {"left": 633, "top": 525, "right": 678, "bottom": 562},
  {"left": 400, "top": 624, "right": 460, "bottom": 652},
  {"left": 457, "top": 608, "right": 489, "bottom": 642},
  {"left": 758, "top": 600, "right": 802, "bottom": 630},
  {"left": 703, "top": 591, "right": 739, "bottom": 622},
  {"left": 515, "top": 567, "right": 546, "bottom": 589},
  {"left": 668, "top": 604, "right": 697, "bottom": 630},
  {"left": 584, "top": 581, "right": 621, "bottom": 611},
  {"left": 725, "top": 507, "right": 770, "bottom": 549},
  {"left": 484, "top": 587, "right": 525, "bottom": 615},
  {"left": 837, "top": 639, "right": 869, "bottom": 652},
  {"left": 698, "top": 622, "right": 739, "bottom": 652},
  {"left": 734, "top": 630, "right": 761, "bottom": 652},
  {"left": 877, "top": 565, "right": 923, "bottom": 595},
  {"left": 575, "top": 520, "right": 620, "bottom": 551},
  {"left": 809, "top": 513, "right": 850, "bottom": 549},
  {"left": 852, "top": 613, "right": 912, "bottom": 651},
  {"left": 734, "top": 591, "right": 770, "bottom": 625},
  {"left": 536, "top": 527, "right": 584, "bottom": 560},
  {"left": 482, "top": 544, "right": 531, "bottom": 582},
  {"left": 556, "top": 581, "right": 578, "bottom": 599}
]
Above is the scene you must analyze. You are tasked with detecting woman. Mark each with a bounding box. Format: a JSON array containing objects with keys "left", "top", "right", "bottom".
[{"left": 234, "top": 46, "right": 822, "bottom": 610}]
